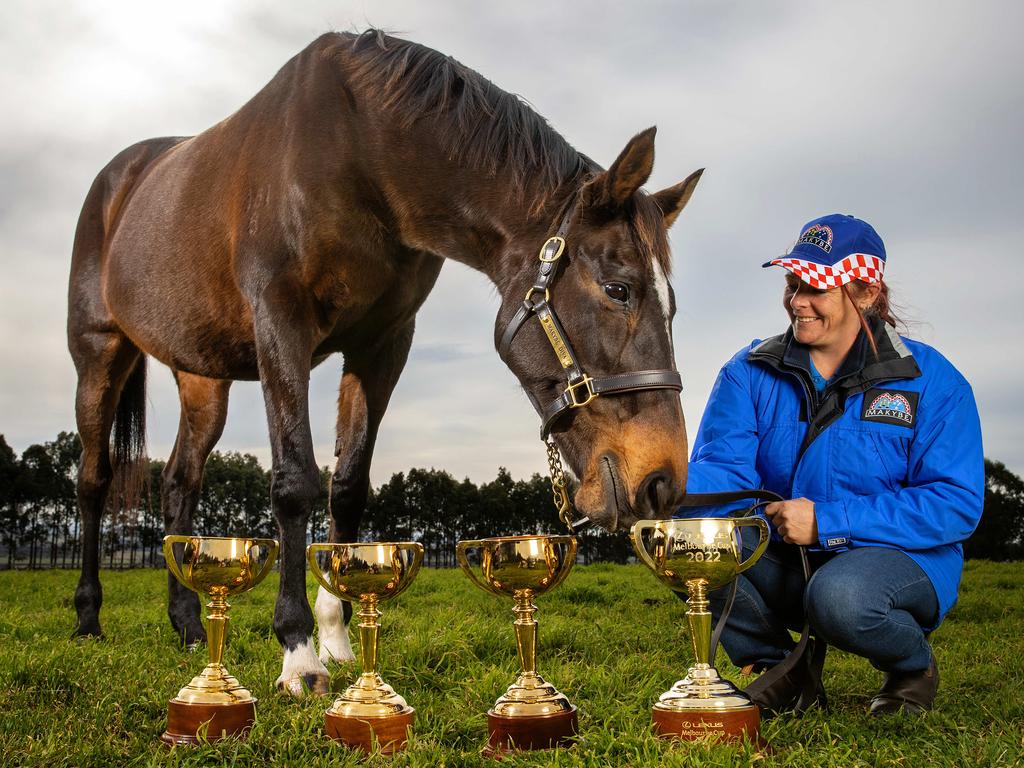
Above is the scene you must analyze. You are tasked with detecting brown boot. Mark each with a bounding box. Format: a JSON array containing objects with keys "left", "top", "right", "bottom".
[{"left": 868, "top": 655, "right": 939, "bottom": 715}]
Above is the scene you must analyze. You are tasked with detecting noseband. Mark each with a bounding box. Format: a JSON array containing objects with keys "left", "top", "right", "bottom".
[{"left": 496, "top": 197, "right": 683, "bottom": 529}]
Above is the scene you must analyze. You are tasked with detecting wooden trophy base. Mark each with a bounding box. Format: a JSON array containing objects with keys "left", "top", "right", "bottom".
[
  {"left": 652, "top": 704, "right": 763, "bottom": 746},
  {"left": 482, "top": 706, "right": 578, "bottom": 758},
  {"left": 160, "top": 699, "right": 256, "bottom": 747},
  {"left": 324, "top": 708, "right": 415, "bottom": 754}
]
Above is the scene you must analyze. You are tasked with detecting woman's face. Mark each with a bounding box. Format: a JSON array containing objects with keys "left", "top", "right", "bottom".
[{"left": 783, "top": 274, "right": 863, "bottom": 352}]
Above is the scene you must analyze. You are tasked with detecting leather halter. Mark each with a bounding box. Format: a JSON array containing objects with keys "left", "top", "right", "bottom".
[{"left": 497, "top": 196, "right": 683, "bottom": 439}]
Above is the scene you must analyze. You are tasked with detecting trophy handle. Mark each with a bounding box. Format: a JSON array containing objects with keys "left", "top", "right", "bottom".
[
  {"left": 306, "top": 544, "right": 341, "bottom": 597},
  {"left": 456, "top": 540, "right": 503, "bottom": 598},
  {"left": 162, "top": 535, "right": 195, "bottom": 591},
  {"left": 547, "top": 536, "right": 577, "bottom": 591},
  {"left": 383, "top": 543, "right": 425, "bottom": 601},
  {"left": 248, "top": 539, "right": 280, "bottom": 587},
  {"left": 629, "top": 521, "right": 661, "bottom": 572},
  {"left": 733, "top": 517, "right": 771, "bottom": 574}
]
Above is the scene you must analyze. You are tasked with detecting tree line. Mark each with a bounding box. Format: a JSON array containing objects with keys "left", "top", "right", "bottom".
[
  {"left": 1, "top": 431, "right": 1022, "bottom": 569},
  {"left": 0, "top": 431, "right": 632, "bottom": 569}
]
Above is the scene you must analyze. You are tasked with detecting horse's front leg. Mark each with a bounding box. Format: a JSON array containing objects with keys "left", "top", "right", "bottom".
[
  {"left": 254, "top": 279, "right": 329, "bottom": 697},
  {"left": 315, "top": 322, "right": 417, "bottom": 667}
]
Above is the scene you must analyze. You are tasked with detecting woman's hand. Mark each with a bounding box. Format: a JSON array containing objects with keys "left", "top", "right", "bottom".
[{"left": 763, "top": 498, "right": 818, "bottom": 545}]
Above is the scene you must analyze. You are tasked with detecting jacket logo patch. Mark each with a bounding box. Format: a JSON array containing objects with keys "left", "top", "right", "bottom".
[
  {"left": 861, "top": 388, "right": 919, "bottom": 428},
  {"left": 826, "top": 537, "right": 848, "bottom": 547},
  {"left": 798, "top": 224, "right": 833, "bottom": 253}
]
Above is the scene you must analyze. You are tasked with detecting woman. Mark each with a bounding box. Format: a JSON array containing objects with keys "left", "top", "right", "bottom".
[{"left": 681, "top": 213, "right": 984, "bottom": 715}]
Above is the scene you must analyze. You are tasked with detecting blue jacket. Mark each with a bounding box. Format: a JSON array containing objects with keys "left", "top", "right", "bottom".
[{"left": 681, "top": 317, "right": 984, "bottom": 626}]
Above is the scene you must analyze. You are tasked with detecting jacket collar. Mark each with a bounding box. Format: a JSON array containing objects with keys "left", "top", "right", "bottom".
[{"left": 748, "top": 315, "right": 921, "bottom": 392}]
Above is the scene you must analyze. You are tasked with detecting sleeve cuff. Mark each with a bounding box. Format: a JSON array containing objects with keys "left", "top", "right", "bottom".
[
  {"left": 674, "top": 503, "right": 745, "bottom": 519},
  {"left": 814, "top": 500, "right": 852, "bottom": 550}
]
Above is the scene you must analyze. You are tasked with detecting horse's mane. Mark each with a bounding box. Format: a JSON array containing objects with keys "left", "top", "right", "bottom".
[
  {"left": 338, "top": 30, "right": 590, "bottom": 203},
  {"left": 334, "top": 29, "right": 671, "bottom": 274}
]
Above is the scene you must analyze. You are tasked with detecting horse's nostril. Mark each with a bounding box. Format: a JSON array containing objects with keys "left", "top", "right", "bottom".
[{"left": 635, "top": 470, "right": 677, "bottom": 518}]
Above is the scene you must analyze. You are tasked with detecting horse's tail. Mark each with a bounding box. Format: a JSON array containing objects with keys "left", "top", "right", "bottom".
[{"left": 110, "top": 343, "right": 148, "bottom": 515}]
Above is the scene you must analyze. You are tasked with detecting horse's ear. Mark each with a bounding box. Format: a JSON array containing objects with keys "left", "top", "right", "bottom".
[
  {"left": 589, "top": 127, "right": 657, "bottom": 211},
  {"left": 652, "top": 168, "right": 704, "bottom": 229}
]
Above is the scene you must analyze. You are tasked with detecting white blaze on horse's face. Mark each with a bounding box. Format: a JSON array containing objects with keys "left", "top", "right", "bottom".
[{"left": 651, "top": 257, "right": 674, "bottom": 359}]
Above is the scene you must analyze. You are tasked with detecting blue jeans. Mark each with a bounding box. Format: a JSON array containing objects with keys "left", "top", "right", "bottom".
[{"left": 709, "top": 528, "right": 939, "bottom": 674}]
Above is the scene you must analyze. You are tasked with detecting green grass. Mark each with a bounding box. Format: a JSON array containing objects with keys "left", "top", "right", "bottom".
[{"left": 0, "top": 561, "right": 1022, "bottom": 767}]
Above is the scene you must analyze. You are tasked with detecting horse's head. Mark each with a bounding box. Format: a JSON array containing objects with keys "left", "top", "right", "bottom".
[{"left": 496, "top": 127, "right": 702, "bottom": 532}]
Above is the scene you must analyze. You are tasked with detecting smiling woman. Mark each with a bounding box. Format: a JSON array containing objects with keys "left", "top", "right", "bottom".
[{"left": 678, "top": 213, "right": 984, "bottom": 718}]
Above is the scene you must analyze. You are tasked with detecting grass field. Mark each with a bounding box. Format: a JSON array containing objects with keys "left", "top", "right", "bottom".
[{"left": 1, "top": 561, "right": 1022, "bottom": 767}]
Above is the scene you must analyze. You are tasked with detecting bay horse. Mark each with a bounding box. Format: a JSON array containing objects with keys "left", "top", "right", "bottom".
[{"left": 67, "top": 30, "right": 702, "bottom": 694}]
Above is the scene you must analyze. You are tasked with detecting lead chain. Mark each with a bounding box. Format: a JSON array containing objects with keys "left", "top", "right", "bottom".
[{"left": 545, "top": 438, "right": 574, "bottom": 532}]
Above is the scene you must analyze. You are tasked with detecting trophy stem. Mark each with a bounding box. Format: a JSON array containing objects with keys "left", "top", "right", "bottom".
[
  {"left": 357, "top": 596, "right": 381, "bottom": 679},
  {"left": 206, "top": 591, "right": 230, "bottom": 668},
  {"left": 484, "top": 587, "right": 578, "bottom": 756},
  {"left": 512, "top": 590, "right": 538, "bottom": 677},
  {"left": 685, "top": 579, "right": 711, "bottom": 666}
]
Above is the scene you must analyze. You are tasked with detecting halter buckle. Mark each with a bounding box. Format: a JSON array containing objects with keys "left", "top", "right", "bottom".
[
  {"left": 539, "top": 236, "right": 566, "bottom": 263},
  {"left": 524, "top": 285, "right": 550, "bottom": 305},
  {"left": 565, "top": 374, "right": 598, "bottom": 408}
]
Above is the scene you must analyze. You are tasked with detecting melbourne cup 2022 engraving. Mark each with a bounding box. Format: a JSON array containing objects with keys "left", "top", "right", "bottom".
[
  {"left": 160, "top": 535, "right": 279, "bottom": 746},
  {"left": 630, "top": 518, "right": 770, "bottom": 743},
  {"left": 306, "top": 542, "right": 424, "bottom": 754},
  {"left": 456, "top": 535, "right": 578, "bottom": 756}
]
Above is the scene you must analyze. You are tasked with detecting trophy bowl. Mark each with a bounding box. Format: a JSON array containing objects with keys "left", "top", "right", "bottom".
[
  {"left": 307, "top": 541, "right": 424, "bottom": 754},
  {"left": 456, "top": 534, "right": 578, "bottom": 756},
  {"left": 160, "top": 535, "right": 278, "bottom": 747},
  {"left": 631, "top": 517, "right": 769, "bottom": 743}
]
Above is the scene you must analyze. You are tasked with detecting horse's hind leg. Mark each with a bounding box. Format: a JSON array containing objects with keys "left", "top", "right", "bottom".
[
  {"left": 315, "top": 321, "right": 417, "bottom": 667},
  {"left": 70, "top": 331, "right": 142, "bottom": 638},
  {"left": 162, "top": 371, "right": 232, "bottom": 645}
]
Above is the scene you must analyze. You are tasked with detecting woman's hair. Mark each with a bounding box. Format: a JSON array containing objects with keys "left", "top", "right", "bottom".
[
  {"left": 866, "top": 280, "right": 900, "bottom": 328},
  {"left": 842, "top": 279, "right": 901, "bottom": 358}
]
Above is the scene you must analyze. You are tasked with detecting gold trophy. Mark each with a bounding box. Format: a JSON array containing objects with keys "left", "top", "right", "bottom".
[
  {"left": 160, "top": 535, "right": 278, "bottom": 747},
  {"left": 306, "top": 541, "right": 424, "bottom": 754},
  {"left": 456, "top": 535, "right": 578, "bottom": 756},
  {"left": 630, "top": 518, "right": 770, "bottom": 743}
]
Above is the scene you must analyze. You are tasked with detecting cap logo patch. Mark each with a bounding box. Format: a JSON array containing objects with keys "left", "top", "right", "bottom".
[
  {"left": 861, "top": 388, "right": 919, "bottom": 428},
  {"left": 798, "top": 224, "right": 833, "bottom": 253}
]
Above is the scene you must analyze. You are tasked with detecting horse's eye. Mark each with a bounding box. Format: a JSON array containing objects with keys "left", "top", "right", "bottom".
[{"left": 603, "top": 282, "right": 630, "bottom": 304}]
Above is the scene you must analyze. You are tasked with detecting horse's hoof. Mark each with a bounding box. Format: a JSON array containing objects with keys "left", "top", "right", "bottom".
[
  {"left": 277, "top": 672, "right": 330, "bottom": 698},
  {"left": 71, "top": 626, "right": 103, "bottom": 641},
  {"left": 305, "top": 672, "right": 330, "bottom": 696},
  {"left": 178, "top": 626, "right": 207, "bottom": 649}
]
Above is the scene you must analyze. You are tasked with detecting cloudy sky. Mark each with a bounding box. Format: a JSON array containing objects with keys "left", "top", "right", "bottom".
[{"left": 1, "top": 0, "right": 1021, "bottom": 487}]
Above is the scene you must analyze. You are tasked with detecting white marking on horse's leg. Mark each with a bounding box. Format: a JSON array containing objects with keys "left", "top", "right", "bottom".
[
  {"left": 314, "top": 585, "right": 355, "bottom": 665},
  {"left": 276, "top": 636, "right": 330, "bottom": 697},
  {"left": 651, "top": 258, "right": 674, "bottom": 356}
]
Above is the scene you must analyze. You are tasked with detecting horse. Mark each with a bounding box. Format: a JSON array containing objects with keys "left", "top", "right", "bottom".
[{"left": 67, "top": 29, "right": 702, "bottom": 694}]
